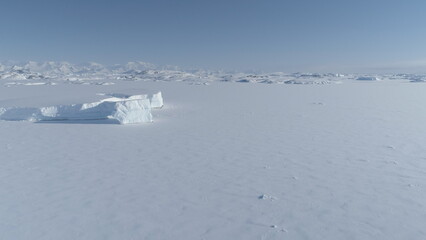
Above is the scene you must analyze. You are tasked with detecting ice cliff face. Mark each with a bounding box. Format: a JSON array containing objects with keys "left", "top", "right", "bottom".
[
  {"left": 151, "top": 92, "right": 164, "bottom": 109},
  {"left": 112, "top": 99, "right": 152, "bottom": 124}
]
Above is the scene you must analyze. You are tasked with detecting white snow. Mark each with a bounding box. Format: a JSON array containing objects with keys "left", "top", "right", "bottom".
[{"left": 1, "top": 66, "right": 426, "bottom": 239}]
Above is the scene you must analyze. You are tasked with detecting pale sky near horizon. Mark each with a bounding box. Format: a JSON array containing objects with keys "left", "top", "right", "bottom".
[{"left": 1, "top": 0, "right": 426, "bottom": 73}]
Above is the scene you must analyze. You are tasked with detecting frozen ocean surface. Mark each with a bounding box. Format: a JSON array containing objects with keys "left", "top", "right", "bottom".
[{"left": 1, "top": 64, "right": 426, "bottom": 239}]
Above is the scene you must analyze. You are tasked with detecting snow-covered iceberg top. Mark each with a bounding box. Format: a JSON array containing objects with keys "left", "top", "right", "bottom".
[{"left": 0, "top": 92, "right": 164, "bottom": 124}]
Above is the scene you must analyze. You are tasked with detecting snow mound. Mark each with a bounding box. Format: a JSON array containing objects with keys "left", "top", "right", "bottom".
[{"left": 0, "top": 93, "right": 164, "bottom": 124}]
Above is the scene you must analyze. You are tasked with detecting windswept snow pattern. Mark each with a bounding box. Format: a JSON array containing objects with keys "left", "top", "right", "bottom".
[{"left": 0, "top": 92, "right": 163, "bottom": 124}]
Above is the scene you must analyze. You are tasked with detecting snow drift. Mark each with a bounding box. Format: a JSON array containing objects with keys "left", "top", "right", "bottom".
[{"left": 0, "top": 92, "right": 163, "bottom": 124}]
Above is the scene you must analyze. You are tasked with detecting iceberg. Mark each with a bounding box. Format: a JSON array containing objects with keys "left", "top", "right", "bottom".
[{"left": 0, "top": 94, "right": 159, "bottom": 124}]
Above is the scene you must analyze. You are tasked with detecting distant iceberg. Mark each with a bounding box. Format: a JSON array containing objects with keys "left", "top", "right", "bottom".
[{"left": 356, "top": 76, "right": 380, "bottom": 81}]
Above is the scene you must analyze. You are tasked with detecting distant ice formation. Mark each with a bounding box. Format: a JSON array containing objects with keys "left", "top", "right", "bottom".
[
  {"left": 356, "top": 76, "right": 381, "bottom": 81},
  {"left": 2, "top": 61, "right": 425, "bottom": 85},
  {"left": 284, "top": 79, "right": 338, "bottom": 85},
  {"left": 0, "top": 92, "right": 163, "bottom": 124}
]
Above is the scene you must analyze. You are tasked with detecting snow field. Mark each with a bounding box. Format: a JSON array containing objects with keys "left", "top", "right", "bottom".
[{"left": 0, "top": 80, "right": 426, "bottom": 239}]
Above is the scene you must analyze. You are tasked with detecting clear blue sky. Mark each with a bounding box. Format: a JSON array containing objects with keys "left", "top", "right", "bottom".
[{"left": 1, "top": 0, "right": 426, "bottom": 72}]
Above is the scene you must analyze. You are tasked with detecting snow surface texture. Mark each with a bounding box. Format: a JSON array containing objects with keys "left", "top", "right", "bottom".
[
  {"left": 1, "top": 64, "right": 426, "bottom": 239},
  {"left": 0, "top": 92, "right": 163, "bottom": 124}
]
